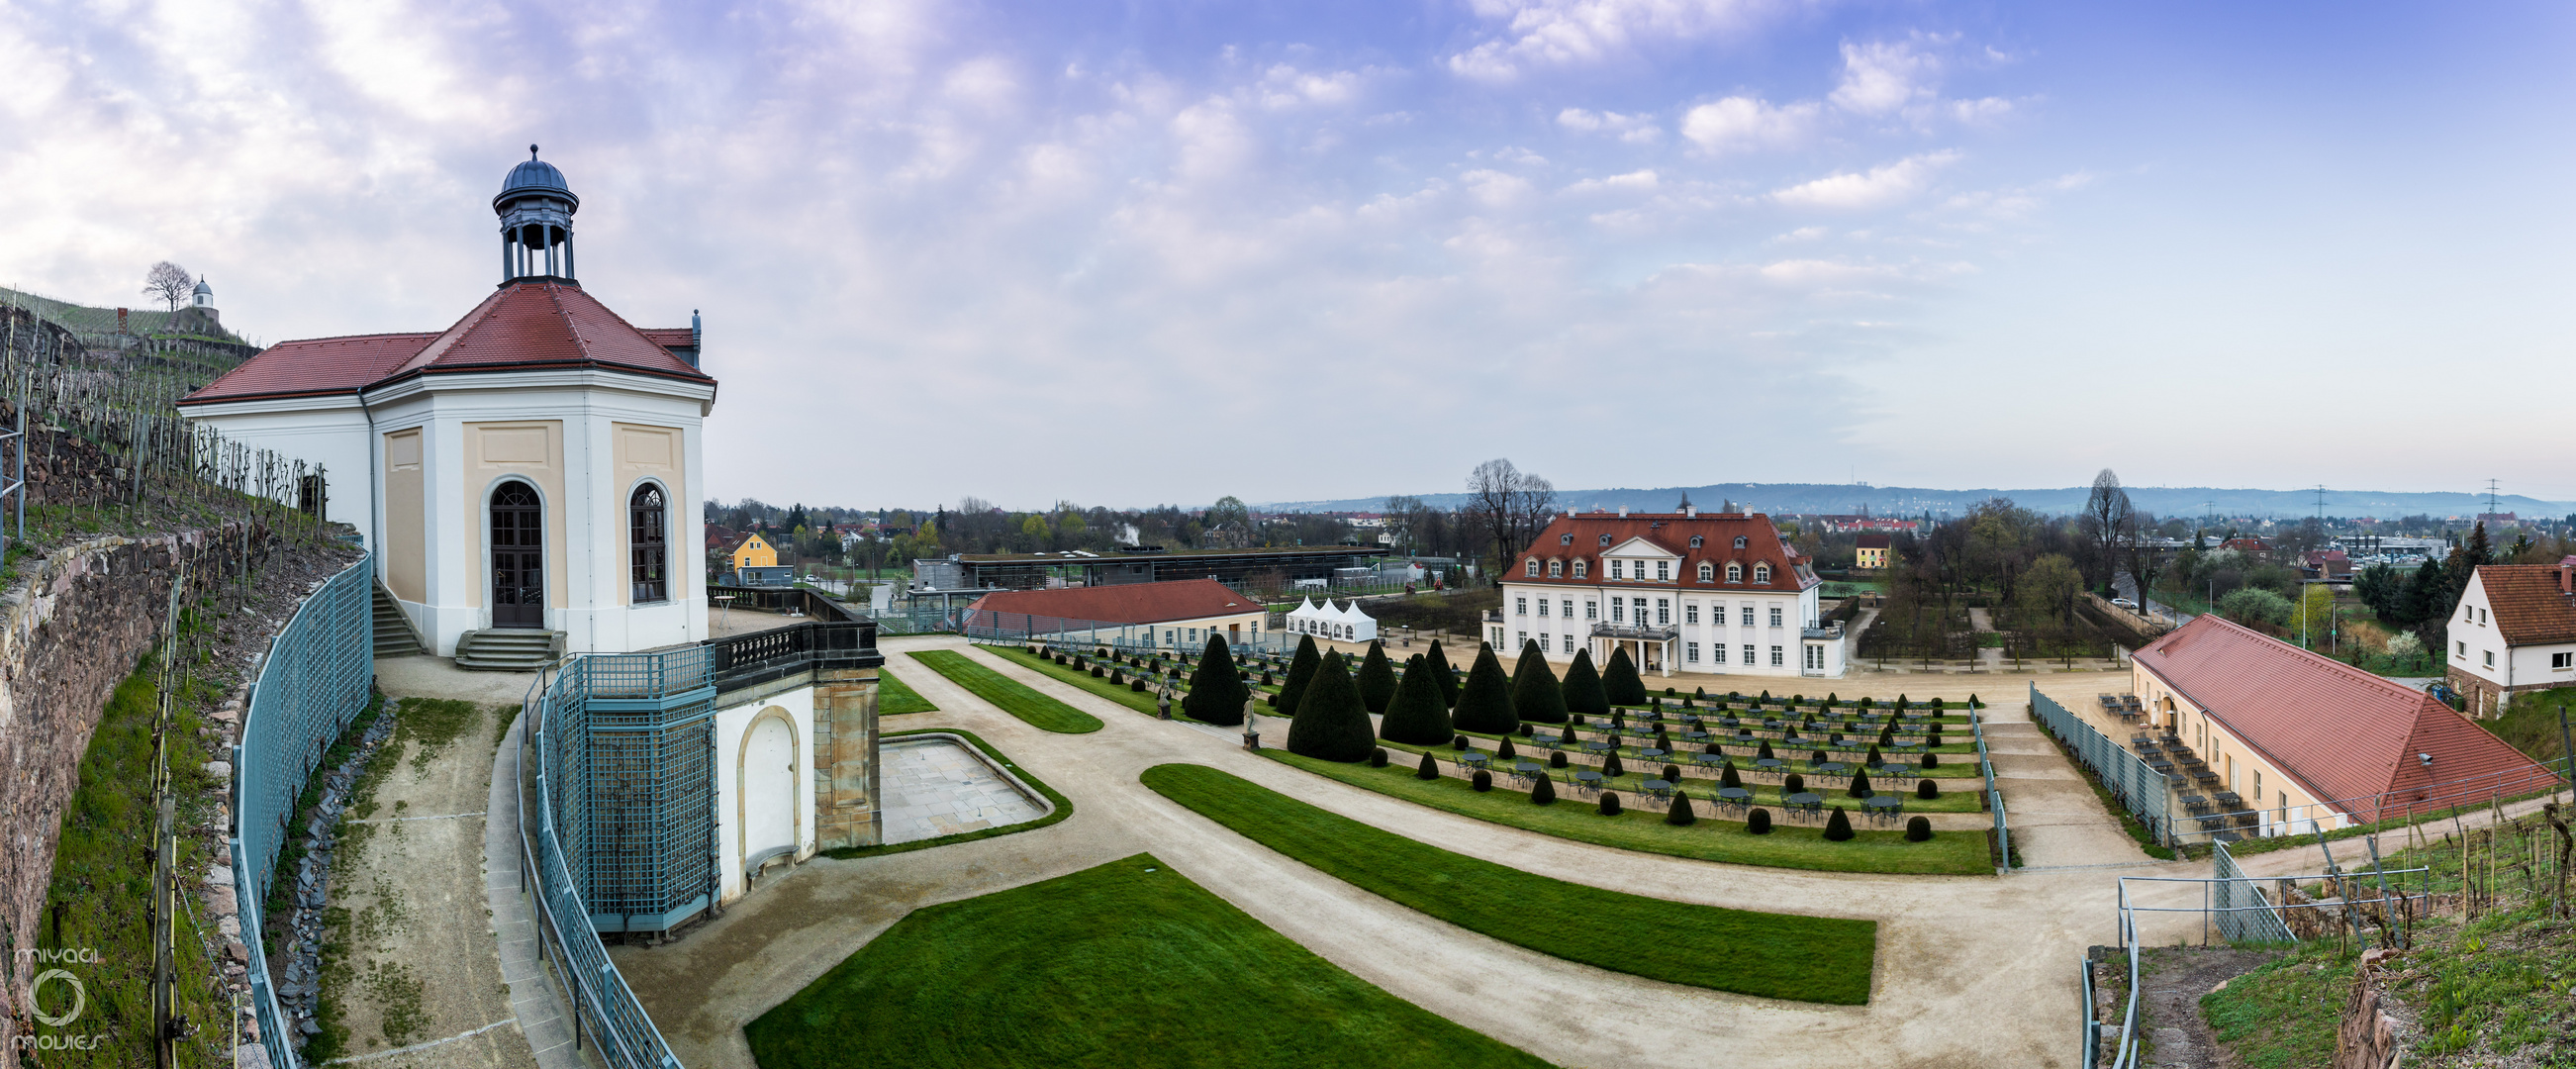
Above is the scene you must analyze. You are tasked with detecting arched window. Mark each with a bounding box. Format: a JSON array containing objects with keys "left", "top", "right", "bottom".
[
  {"left": 1753, "top": 563, "right": 1771, "bottom": 584},
  {"left": 1688, "top": 535, "right": 1703, "bottom": 547},
  {"left": 1573, "top": 560, "right": 1587, "bottom": 578},
  {"left": 1526, "top": 558, "right": 1540, "bottom": 577},
  {"left": 1733, "top": 536, "right": 1748, "bottom": 549},
  {"left": 1548, "top": 560, "right": 1563, "bottom": 578},
  {"left": 1697, "top": 562, "right": 1714, "bottom": 582},
  {"left": 630, "top": 484, "right": 668, "bottom": 603},
  {"left": 1725, "top": 562, "right": 1743, "bottom": 583}
]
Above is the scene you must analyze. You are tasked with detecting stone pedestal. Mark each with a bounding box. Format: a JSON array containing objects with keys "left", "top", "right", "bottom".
[{"left": 811, "top": 668, "right": 882, "bottom": 851}]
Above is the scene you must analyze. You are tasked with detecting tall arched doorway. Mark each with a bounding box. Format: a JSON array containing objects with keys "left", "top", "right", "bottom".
[
  {"left": 491, "top": 480, "right": 545, "bottom": 628},
  {"left": 741, "top": 713, "right": 798, "bottom": 874}
]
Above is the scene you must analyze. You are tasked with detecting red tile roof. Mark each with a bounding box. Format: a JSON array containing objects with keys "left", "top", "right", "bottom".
[
  {"left": 1856, "top": 534, "right": 1893, "bottom": 549},
  {"left": 2473, "top": 564, "right": 2576, "bottom": 646},
  {"left": 181, "top": 280, "right": 710, "bottom": 406},
  {"left": 1506, "top": 512, "right": 1818, "bottom": 593},
  {"left": 2134, "top": 615, "right": 2556, "bottom": 817},
  {"left": 965, "top": 579, "right": 1257, "bottom": 628}
]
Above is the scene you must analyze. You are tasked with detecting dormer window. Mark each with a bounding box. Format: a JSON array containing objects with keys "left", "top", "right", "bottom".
[
  {"left": 1688, "top": 535, "right": 1703, "bottom": 548},
  {"left": 1561, "top": 534, "right": 1574, "bottom": 545},
  {"left": 1697, "top": 562, "right": 1714, "bottom": 582},
  {"left": 1733, "top": 536, "right": 1748, "bottom": 549},
  {"left": 1526, "top": 558, "right": 1540, "bottom": 577},
  {"left": 1548, "top": 560, "right": 1563, "bottom": 578},
  {"left": 1753, "top": 563, "right": 1771, "bottom": 584},
  {"left": 1726, "top": 562, "right": 1743, "bottom": 583},
  {"left": 1573, "top": 560, "right": 1587, "bottom": 578},
  {"left": 1599, "top": 534, "right": 1613, "bottom": 546}
]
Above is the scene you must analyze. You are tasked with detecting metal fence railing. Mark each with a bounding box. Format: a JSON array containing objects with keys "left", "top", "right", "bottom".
[
  {"left": 2211, "top": 841, "right": 2297, "bottom": 945},
  {"left": 229, "top": 555, "right": 374, "bottom": 1069},
  {"left": 2031, "top": 682, "right": 2172, "bottom": 846}
]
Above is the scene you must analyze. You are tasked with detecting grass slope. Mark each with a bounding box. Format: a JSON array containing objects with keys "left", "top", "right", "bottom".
[
  {"left": 906, "top": 650, "right": 1103, "bottom": 733},
  {"left": 877, "top": 669, "right": 937, "bottom": 715},
  {"left": 747, "top": 853, "right": 1552, "bottom": 1069},
  {"left": 1141, "top": 763, "right": 1878, "bottom": 1004},
  {"left": 1266, "top": 749, "right": 1988, "bottom": 875},
  {"left": 820, "top": 729, "right": 1071, "bottom": 860}
]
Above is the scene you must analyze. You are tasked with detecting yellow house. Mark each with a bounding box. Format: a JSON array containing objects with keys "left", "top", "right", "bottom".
[
  {"left": 731, "top": 533, "right": 779, "bottom": 570},
  {"left": 1855, "top": 534, "right": 1891, "bottom": 570}
]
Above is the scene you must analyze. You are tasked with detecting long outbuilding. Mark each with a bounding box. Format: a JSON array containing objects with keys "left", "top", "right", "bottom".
[{"left": 919, "top": 543, "right": 1391, "bottom": 591}]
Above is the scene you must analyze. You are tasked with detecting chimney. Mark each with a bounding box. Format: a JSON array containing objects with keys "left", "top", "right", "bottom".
[
  {"left": 2560, "top": 559, "right": 2571, "bottom": 596},
  {"left": 117, "top": 307, "right": 128, "bottom": 333},
  {"left": 1685, "top": 505, "right": 1697, "bottom": 518},
  {"left": 688, "top": 309, "right": 703, "bottom": 368},
  {"left": 1618, "top": 505, "right": 1629, "bottom": 518}
]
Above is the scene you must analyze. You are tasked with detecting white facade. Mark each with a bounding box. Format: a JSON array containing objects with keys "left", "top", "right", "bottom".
[
  {"left": 713, "top": 683, "right": 817, "bottom": 904},
  {"left": 185, "top": 366, "right": 713, "bottom": 657},
  {"left": 2448, "top": 569, "right": 2576, "bottom": 713},
  {"left": 1496, "top": 534, "right": 1845, "bottom": 679},
  {"left": 1286, "top": 597, "right": 1377, "bottom": 643}
]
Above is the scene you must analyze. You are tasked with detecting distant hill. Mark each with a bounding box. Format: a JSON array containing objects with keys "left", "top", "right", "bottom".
[
  {"left": 1260, "top": 482, "right": 2576, "bottom": 522},
  {"left": 2, "top": 284, "right": 258, "bottom": 388}
]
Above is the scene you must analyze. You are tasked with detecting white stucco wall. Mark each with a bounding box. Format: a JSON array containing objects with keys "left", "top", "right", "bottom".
[
  {"left": 713, "top": 683, "right": 816, "bottom": 906},
  {"left": 1498, "top": 570, "right": 1836, "bottom": 678}
]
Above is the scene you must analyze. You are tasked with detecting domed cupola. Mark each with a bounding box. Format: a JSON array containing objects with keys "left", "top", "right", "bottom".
[
  {"left": 496, "top": 145, "right": 581, "bottom": 283},
  {"left": 191, "top": 276, "right": 214, "bottom": 309}
]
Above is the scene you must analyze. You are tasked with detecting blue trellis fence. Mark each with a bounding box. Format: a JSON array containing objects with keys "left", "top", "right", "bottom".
[
  {"left": 229, "top": 555, "right": 375, "bottom": 1069},
  {"left": 2030, "top": 682, "right": 2172, "bottom": 846}
]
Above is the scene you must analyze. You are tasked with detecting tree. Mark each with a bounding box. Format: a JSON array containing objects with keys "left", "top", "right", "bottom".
[
  {"left": 1424, "top": 640, "right": 1458, "bottom": 708},
  {"left": 143, "top": 260, "right": 193, "bottom": 312},
  {"left": 1561, "top": 647, "right": 1609, "bottom": 718},
  {"left": 1355, "top": 641, "right": 1398, "bottom": 714},
  {"left": 1380, "top": 656, "right": 1454, "bottom": 744},
  {"left": 1509, "top": 641, "right": 1569, "bottom": 725},
  {"left": 2219, "top": 587, "right": 2294, "bottom": 627},
  {"left": 1183, "top": 633, "right": 1249, "bottom": 726},
  {"left": 1664, "top": 791, "right": 1696, "bottom": 826},
  {"left": 2016, "top": 553, "right": 2084, "bottom": 631},
  {"left": 2079, "top": 469, "right": 2134, "bottom": 593},
  {"left": 1600, "top": 644, "right": 1647, "bottom": 706},
  {"left": 1416, "top": 751, "right": 1442, "bottom": 780},
  {"left": 1276, "top": 634, "right": 1321, "bottom": 713},
  {"left": 1468, "top": 458, "right": 1557, "bottom": 576},
  {"left": 1530, "top": 774, "right": 1557, "bottom": 805},
  {"left": 1286, "top": 651, "right": 1376, "bottom": 761},
  {"left": 1451, "top": 642, "right": 1519, "bottom": 734},
  {"left": 1823, "top": 806, "right": 1855, "bottom": 841}
]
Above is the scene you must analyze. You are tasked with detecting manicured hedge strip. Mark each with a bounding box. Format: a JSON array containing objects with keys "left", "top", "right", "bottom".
[
  {"left": 984, "top": 645, "right": 1171, "bottom": 719},
  {"left": 1140, "top": 763, "right": 1879, "bottom": 1004},
  {"left": 822, "top": 729, "right": 1073, "bottom": 860},
  {"left": 908, "top": 650, "right": 1104, "bottom": 733}
]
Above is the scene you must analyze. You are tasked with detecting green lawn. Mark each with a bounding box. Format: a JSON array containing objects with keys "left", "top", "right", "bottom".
[
  {"left": 877, "top": 669, "right": 937, "bottom": 715},
  {"left": 985, "top": 645, "right": 1172, "bottom": 719},
  {"left": 746, "top": 853, "right": 1552, "bottom": 1069},
  {"left": 820, "top": 729, "right": 1070, "bottom": 860},
  {"left": 1266, "top": 749, "right": 1989, "bottom": 875},
  {"left": 906, "top": 650, "right": 1103, "bottom": 733},
  {"left": 1141, "top": 763, "right": 1880, "bottom": 1004}
]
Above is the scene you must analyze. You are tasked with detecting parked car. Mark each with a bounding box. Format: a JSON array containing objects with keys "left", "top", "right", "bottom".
[{"left": 2110, "top": 598, "right": 2140, "bottom": 611}]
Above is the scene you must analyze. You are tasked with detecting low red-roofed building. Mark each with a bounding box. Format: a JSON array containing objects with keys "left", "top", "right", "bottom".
[
  {"left": 965, "top": 579, "right": 1268, "bottom": 650},
  {"left": 2445, "top": 559, "right": 2576, "bottom": 715},
  {"left": 2133, "top": 615, "right": 2558, "bottom": 835}
]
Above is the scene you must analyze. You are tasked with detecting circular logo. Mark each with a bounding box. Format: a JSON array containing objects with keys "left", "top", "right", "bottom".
[{"left": 32, "top": 969, "right": 85, "bottom": 1027}]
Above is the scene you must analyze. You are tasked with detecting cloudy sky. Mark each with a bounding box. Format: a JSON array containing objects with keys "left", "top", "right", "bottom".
[{"left": 5, "top": 1, "right": 2573, "bottom": 510}]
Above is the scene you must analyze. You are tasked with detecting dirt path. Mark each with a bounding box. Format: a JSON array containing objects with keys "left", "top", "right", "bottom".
[{"left": 617, "top": 636, "right": 2184, "bottom": 1069}]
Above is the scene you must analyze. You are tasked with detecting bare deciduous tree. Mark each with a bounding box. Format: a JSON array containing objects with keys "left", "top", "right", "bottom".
[
  {"left": 143, "top": 260, "right": 193, "bottom": 312},
  {"left": 2079, "top": 468, "right": 2134, "bottom": 593},
  {"left": 1468, "top": 458, "right": 1557, "bottom": 577}
]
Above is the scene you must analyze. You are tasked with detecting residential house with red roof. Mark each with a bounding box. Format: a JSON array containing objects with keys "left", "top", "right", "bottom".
[
  {"left": 179, "top": 150, "right": 715, "bottom": 661},
  {"left": 1499, "top": 507, "right": 1839, "bottom": 678},
  {"left": 964, "top": 579, "right": 1269, "bottom": 650},
  {"left": 1854, "top": 533, "right": 1893, "bottom": 570},
  {"left": 2445, "top": 558, "right": 2576, "bottom": 716},
  {"left": 2134, "top": 615, "right": 2557, "bottom": 835}
]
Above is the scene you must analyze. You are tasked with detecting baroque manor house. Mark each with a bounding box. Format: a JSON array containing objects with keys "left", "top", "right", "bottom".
[
  {"left": 180, "top": 147, "right": 714, "bottom": 661},
  {"left": 1496, "top": 508, "right": 1845, "bottom": 679}
]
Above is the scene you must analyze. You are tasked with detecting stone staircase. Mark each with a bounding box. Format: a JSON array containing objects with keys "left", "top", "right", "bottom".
[
  {"left": 454, "top": 629, "right": 564, "bottom": 672},
  {"left": 373, "top": 582, "right": 427, "bottom": 658}
]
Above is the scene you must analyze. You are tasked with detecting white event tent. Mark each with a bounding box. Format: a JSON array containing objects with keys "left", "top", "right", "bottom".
[{"left": 1285, "top": 596, "right": 1378, "bottom": 643}]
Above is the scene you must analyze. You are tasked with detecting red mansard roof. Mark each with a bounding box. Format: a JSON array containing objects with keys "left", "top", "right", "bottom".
[
  {"left": 181, "top": 280, "right": 710, "bottom": 406},
  {"left": 2134, "top": 615, "right": 2556, "bottom": 817},
  {"left": 965, "top": 579, "right": 1257, "bottom": 628},
  {"left": 1507, "top": 512, "right": 1818, "bottom": 593}
]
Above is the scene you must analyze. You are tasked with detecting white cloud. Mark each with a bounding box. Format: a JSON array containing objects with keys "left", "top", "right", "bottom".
[
  {"left": 1462, "top": 168, "right": 1538, "bottom": 209},
  {"left": 1562, "top": 169, "right": 1660, "bottom": 195},
  {"left": 1830, "top": 39, "right": 1939, "bottom": 115},
  {"left": 1771, "top": 226, "right": 1828, "bottom": 243},
  {"left": 1557, "top": 107, "right": 1662, "bottom": 143},
  {"left": 1770, "top": 150, "right": 1960, "bottom": 210},
  {"left": 1259, "top": 64, "right": 1363, "bottom": 108},
  {"left": 1680, "top": 95, "right": 1819, "bottom": 153},
  {"left": 1447, "top": 0, "right": 1781, "bottom": 81}
]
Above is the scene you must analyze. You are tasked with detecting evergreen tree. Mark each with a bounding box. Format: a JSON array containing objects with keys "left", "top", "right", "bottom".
[
  {"left": 1916, "top": 778, "right": 1939, "bottom": 800},
  {"left": 1720, "top": 762, "right": 1743, "bottom": 791},
  {"left": 1602, "top": 752, "right": 1625, "bottom": 778},
  {"left": 1562, "top": 647, "right": 1609, "bottom": 717},
  {"left": 1509, "top": 641, "right": 1571, "bottom": 725},
  {"left": 1378, "top": 655, "right": 1454, "bottom": 745},
  {"left": 1746, "top": 808, "right": 1772, "bottom": 834},
  {"left": 1276, "top": 634, "right": 1321, "bottom": 715},
  {"left": 1758, "top": 739, "right": 1775, "bottom": 761},
  {"left": 1598, "top": 793, "right": 1622, "bottom": 816},
  {"left": 1496, "top": 737, "right": 1517, "bottom": 761},
  {"left": 1664, "top": 791, "right": 1697, "bottom": 826},
  {"left": 1416, "top": 751, "right": 1441, "bottom": 780},
  {"left": 1823, "top": 806, "right": 1855, "bottom": 841},
  {"left": 1182, "top": 633, "right": 1250, "bottom": 726},
  {"left": 1424, "top": 640, "right": 1459, "bottom": 709},
  {"left": 1601, "top": 645, "right": 1648, "bottom": 706},
  {"left": 1286, "top": 651, "right": 1377, "bottom": 761},
  {"left": 1451, "top": 642, "right": 1520, "bottom": 734},
  {"left": 1905, "top": 816, "right": 1933, "bottom": 842},
  {"left": 1530, "top": 774, "right": 1557, "bottom": 806},
  {"left": 1355, "top": 641, "right": 1399, "bottom": 714},
  {"left": 1849, "top": 770, "right": 1873, "bottom": 798}
]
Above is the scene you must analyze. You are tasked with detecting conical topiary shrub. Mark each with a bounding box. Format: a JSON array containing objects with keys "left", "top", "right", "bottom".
[
  {"left": 1416, "top": 751, "right": 1441, "bottom": 780},
  {"left": 1664, "top": 791, "right": 1696, "bottom": 826},
  {"left": 1610, "top": 709, "right": 1627, "bottom": 730},
  {"left": 1378, "top": 656, "right": 1453, "bottom": 745},
  {"left": 1601, "top": 751, "right": 1625, "bottom": 778},
  {"left": 1276, "top": 634, "right": 1322, "bottom": 718},
  {"left": 1451, "top": 642, "right": 1519, "bottom": 734},
  {"left": 1720, "top": 762, "right": 1743, "bottom": 791},
  {"left": 1559, "top": 723, "right": 1577, "bottom": 744},
  {"left": 1601, "top": 645, "right": 1648, "bottom": 706},
  {"left": 1183, "top": 633, "right": 1250, "bottom": 726},
  {"left": 1355, "top": 641, "right": 1399, "bottom": 715},
  {"left": 1916, "top": 778, "right": 1939, "bottom": 799},
  {"left": 1509, "top": 642, "right": 1570, "bottom": 725},
  {"left": 1598, "top": 793, "right": 1622, "bottom": 816},
  {"left": 1562, "top": 647, "right": 1610, "bottom": 717},
  {"left": 1905, "top": 816, "right": 1933, "bottom": 841},
  {"left": 1496, "top": 737, "right": 1517, "bottom": 761},
  {"left": 1531, "top": 774, "right": 1557, "bottom": 806},
  {"left": 1823, "top": 806, "right": 1855, "bottom": 840},
  {"left": 1746, "top": 808, "right": 1772, "bottom": 834},
  {"left": 1758, "top": 739, "right": 1775, "bottom": 761},
  {"left": 1849, "top": 770, "right": 1873, "bottom": 799},
  {"left": 1285, "top": 651, "right": 1376, "bottom": 762},
  {"left": 1424, "top": 640, "right": 1458, "bottom": 709}
]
